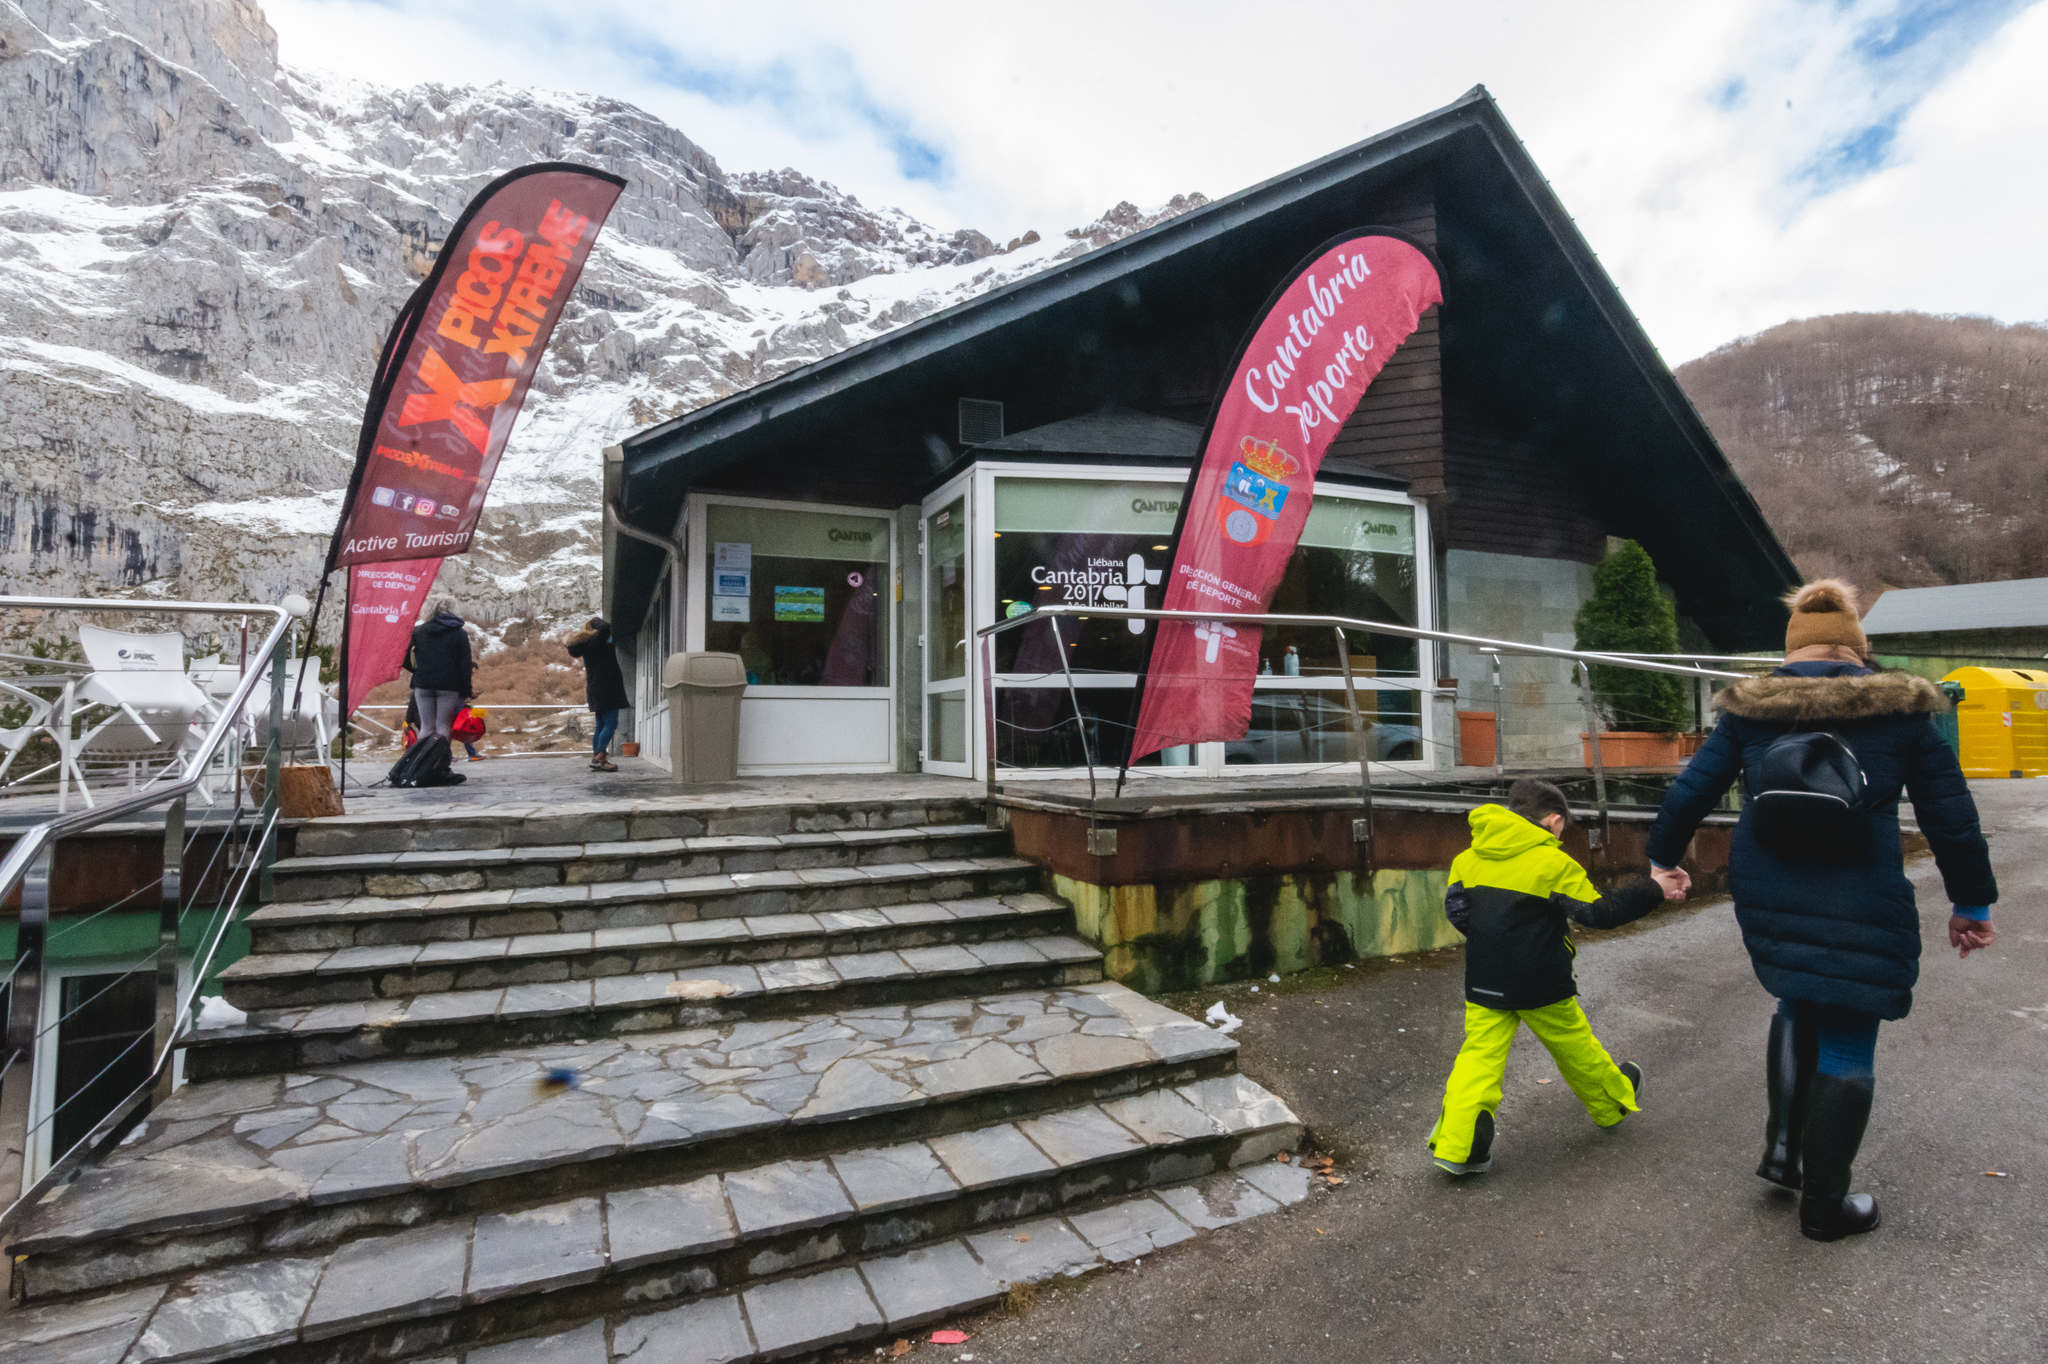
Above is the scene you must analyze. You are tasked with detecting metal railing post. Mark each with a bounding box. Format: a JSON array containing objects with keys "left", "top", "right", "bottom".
[
  {"left": 259, "top": 645, "right": 286, "bottom": 902},
  {"left": 1045, "top": 614, "right": 1096, "bottom": 814},
  {"left": 981, "top": 633, "right": 999, "bottom": 828},
  {"left": 56, "top": 679, "right": 76, "bottom": 815},
  {"left": 153, "top": 797, "right": 185, "bottom": 1104},
  {"left": 1335, "top": 627, "right": 1374, "bottom": 869},
  {"left": 1488, "top": 650, "right": 1506, "bottom": 777},
  {"left": 0, "top": 842, "right": 52, "bottom": 1205},
  {"left": 1576, "top": 660, "right": 1609, "bottom": 851}
]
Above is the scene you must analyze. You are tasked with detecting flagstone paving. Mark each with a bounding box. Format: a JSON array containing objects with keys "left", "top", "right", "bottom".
[{"left": 5, "top": 788, "right": 1304, "bottom": 1363}]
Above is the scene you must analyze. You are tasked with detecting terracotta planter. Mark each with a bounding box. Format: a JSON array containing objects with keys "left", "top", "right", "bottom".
[
  {"left": 619, "top": 741, "right": 641, "bottom": 758},
  {"left": 1581, "top": 731, "right": 1682, "bottom": 770},
  {"left": 1457, "top": 710, "right": 1498, "bottom": 768},
  {"left": 1678, "top": 732, "right": 1708, "bottom": 758}
]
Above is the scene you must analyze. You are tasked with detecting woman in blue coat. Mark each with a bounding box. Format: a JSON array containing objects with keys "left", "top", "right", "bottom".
[{"left": 1646, "top": 580, "right": 1997, "bottom": 1242}]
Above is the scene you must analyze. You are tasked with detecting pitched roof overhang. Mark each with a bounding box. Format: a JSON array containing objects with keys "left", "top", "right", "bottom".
[{"left": 612, "top": 86, "right": 1797, "bottom": 648}]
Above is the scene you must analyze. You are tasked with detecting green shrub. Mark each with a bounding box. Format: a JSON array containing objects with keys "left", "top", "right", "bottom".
[{"left": 1573, "top": 540, "right": 1691, "bottom": 734}]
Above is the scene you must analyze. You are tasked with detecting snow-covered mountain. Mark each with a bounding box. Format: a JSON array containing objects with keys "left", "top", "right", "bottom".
[{"left": 0, "top": 0, "right": 1203, "bottom": 630}]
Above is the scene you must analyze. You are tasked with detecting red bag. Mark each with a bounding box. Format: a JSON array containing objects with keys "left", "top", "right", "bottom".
[{"left": 450, "top": 707, "right": 487, "bottom": 742}]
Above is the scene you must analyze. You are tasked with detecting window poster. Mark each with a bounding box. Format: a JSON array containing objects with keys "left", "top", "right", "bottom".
[
  {"left": 773, "top": 586, "right": 826, "bottom": 623},
  {"left": 712, "top": 596, "right": 749, "bottom": 623},
  {"left": 714, "top": 541, "right": 751, "bottom": 571}
]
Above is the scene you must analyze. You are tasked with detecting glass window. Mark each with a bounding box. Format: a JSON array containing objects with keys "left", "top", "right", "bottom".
[
  {"left": 993, "top": 478, "right": 1418, "bottom": 678},
  {"left": 53, "top": 969, "right": 154, "bottom": 1160},
  {"left": 927, "top": 498, "right": 968, "bottom": 682},
  {"left": 992, "top": 479, "right": 1179, "bottom": 674},
  {"left": 1260, "top": 501, "right": 1419, "bottom": 678},
  {"left": 704, "top": 504, "right": 890, "bottom": 687},
  {"left": 1223, "top": 689, "right": 1424, "bottom": 765},
  {"left": 994, "top": 685, "right": 1164, "bottom": 770}
]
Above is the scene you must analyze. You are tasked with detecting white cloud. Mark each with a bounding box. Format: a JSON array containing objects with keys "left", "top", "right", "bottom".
[{"left": 262, "top": 0, "right": 2048, "bottom": 360}]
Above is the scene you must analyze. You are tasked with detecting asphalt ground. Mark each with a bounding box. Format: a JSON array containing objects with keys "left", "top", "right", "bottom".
[{"left": 928, "top": 780, "right": 2047, "bottom": 1364}]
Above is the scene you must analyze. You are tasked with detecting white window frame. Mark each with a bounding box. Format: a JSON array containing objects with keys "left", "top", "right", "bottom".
[
  {"left": 920, "top": 468, "right": 979, "bottom": 778},
  {"left": 969, "top": 458, "right": 1435, "bottom": 781},
  {"left": 685, "top": 491, "right": 900, "bottom": 774}
]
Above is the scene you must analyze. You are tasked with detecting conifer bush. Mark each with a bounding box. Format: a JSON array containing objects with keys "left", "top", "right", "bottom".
[{"left": 1573, "top": 540, "right": 1691, "bottom": 734}]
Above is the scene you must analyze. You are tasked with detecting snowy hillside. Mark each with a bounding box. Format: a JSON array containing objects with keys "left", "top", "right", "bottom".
[
  {"left": 0, "top": 0, "right": 1199, "bottom": 630},
  {"left": 1675, "top": 312, "right": 2048, "bottom": 592}
]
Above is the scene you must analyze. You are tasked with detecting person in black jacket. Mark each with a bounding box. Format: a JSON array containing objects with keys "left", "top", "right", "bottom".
[
  {"left": 566, "top": 616, "right": 629, "bottom": 773},
  {"left": 1647, "top": 580, "right": 1998, "bottom": 1242},
  {"left": 403, "top": 603, "right": 475, "bottom": 743}
]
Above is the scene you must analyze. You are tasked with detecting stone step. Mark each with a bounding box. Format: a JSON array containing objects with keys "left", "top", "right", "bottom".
[
  {"left": 247, "top": 860, "right": 1048, "bottom": 955},
  {"left": 13, "top": 984, "right": 1241, "bottom": 1302},
  {"left": 220, "top": 893, "right": 1077, "bottom": 1011},
  {"left": 0, "top": 1154, "right": 1314, "bottom": 1364},
  {"left": 189, "top": 934, "right": 1107, "bottom": 1079},
  {"left": 269, "top": 824, "right": 1010, "bottom": 903},
  {"left": 289, "top": 797, "right": 990, "bottom": 860}
]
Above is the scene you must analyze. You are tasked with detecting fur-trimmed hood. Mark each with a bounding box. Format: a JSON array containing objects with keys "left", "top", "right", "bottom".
[{"left": 1715, "top": 671, "right": 1949, "bottom": 723}]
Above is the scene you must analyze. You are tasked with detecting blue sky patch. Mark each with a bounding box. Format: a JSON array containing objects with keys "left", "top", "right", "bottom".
[
  {"left": 632, "top": 37, "right": 950, "bottom": 184},
  {"left": 1797, "top": 112, "right": 1904, "bottom": 190},
  {"left": 1851, "top": 0, "right": 2023, "bottom": 63},
  {"left": 1709, "top": 76, "right": 1749, "bottom": 110},
  {"left": 1785, "top": 0, "right": 2028, "bottom": 201}
]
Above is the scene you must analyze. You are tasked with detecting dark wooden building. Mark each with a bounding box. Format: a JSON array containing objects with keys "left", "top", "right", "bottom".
[{"left": 603, "top": 86, "right": 1796, "bottom": 779}]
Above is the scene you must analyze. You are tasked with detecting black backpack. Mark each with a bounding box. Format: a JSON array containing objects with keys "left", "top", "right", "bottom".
[
  {"left": 1750, "top": 730, "right": 1866, "bottom": 856},
  {"left": 388, "top": 735, "right": 466, "bottom": 788}
]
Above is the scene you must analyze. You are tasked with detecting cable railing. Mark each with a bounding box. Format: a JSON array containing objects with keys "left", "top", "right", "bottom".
[
  {"left": 0, "top": 595, "right": 304, "bottom": 1239},
  {"left": 975, "top": 604, "right": 1775, "bottom": 858}
]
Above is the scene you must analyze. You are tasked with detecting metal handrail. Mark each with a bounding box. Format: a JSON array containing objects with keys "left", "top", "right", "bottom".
[
  {"left": 973, "top": 604, "right": 1768, "bottom": 850},
  {"left": 0, "top": 594, "right": 304, "bottom": 1237},
  {"left": 977, "top": 605, "right": 1763, "bottom": 679}
]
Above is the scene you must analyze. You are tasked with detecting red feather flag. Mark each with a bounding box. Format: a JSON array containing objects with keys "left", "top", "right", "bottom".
[
  {"left": 324, "top": 163, "right": 624, "bottom": 715},
  {"left": 1126, "top": 231, "right": 1441, "bottom": 765}
]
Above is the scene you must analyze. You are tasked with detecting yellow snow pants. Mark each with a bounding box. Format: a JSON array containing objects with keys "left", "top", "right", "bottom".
[{"left": 1427, "top": 998, "right": 1640, "bottom": 1161}]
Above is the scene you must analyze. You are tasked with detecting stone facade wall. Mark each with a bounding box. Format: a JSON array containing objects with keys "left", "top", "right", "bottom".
[
  {"left": 1442, "top": 548, "right": 1595, "bottom": 768},
  {"left": 1054, "top": 868, "right": 1463, "bottom": 995}
]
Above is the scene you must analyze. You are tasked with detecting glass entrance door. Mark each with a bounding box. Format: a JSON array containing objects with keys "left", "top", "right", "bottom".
[{"left": 922, "top": 486, "right": 972, "bottom": 776}]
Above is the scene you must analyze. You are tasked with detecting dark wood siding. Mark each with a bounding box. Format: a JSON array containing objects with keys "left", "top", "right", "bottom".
[
  {"left": 1320, "top": 177, "right": 1604, "bottom": 566},
  {"left": 1441, "top": 417, "right": 1607, "bottom": 562},
  {"left": 1321, "top": 180, "right": 1444, "bottom": 496}
]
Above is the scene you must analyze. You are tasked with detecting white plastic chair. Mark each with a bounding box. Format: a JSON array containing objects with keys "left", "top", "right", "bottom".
[
  {"left": 247, "top": 657, "right": 338, "bottom": 772},
  {"left": 188, "top": 654, "right": 243, "bottom": 711},
  {"left": 0, "top": 680, "right": 62, "bottom": 786},
  {"left": 74, "top": 624, "right": 212, "bottom": 802}
]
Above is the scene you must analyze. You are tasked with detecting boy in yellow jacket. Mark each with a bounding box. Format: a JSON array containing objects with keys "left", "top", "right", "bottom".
[{"left": 1428, "top": 778, "right": 1678, "bottom": 1175}]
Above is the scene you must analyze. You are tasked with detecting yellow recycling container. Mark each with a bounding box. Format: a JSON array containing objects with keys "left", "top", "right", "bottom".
[{"left": 1942, "top": 666, "right": 2048, "bottom": 778}]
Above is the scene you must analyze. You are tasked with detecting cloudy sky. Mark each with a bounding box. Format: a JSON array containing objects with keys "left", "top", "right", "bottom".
[{"left": 265, "top": 0, "right": 2046, "bottom": 362}]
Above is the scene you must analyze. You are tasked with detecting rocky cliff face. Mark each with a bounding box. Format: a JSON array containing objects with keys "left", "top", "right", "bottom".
[{"left": 0, "top": 0, "right": 1191, "bottom": 634}]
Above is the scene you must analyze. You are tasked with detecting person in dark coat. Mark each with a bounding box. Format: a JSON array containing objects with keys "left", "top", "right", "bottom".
[
  {"left": 403, "top": 603, "right": 475, "bottom": 743},
  {"left": 1647, "top": 580, "right": 1997, "bottom": 1242},
  {"left": 566, "top": 616, "right": 629, "bottom": 772}
]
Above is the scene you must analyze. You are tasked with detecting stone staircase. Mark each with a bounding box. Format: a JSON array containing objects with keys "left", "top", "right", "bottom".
[{"left": 4, "top": 791, "right": 1305, "bottom": 1364}]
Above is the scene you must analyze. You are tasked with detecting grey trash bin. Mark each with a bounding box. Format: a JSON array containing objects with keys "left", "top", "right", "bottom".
[{"left": 661, "top": 652, "right": 746, "bottom": 783}]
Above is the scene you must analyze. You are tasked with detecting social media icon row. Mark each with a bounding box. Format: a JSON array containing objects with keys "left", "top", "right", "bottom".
[{"left": 369, "top": 487, "right": 462, "bottom": 520}]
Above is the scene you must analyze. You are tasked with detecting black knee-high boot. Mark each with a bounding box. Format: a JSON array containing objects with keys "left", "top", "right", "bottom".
[
  {"left": 1798, "top": 1074, "right": 1881, "bottom": 1242},
  {"left": 1757, "top": 1010, "right": 1814, "bottom": 1189}
]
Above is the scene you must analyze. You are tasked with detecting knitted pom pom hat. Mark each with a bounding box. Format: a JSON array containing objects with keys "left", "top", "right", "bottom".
[{"left": 1783, "top": 579, "right": 1869, "bottom": 656}]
